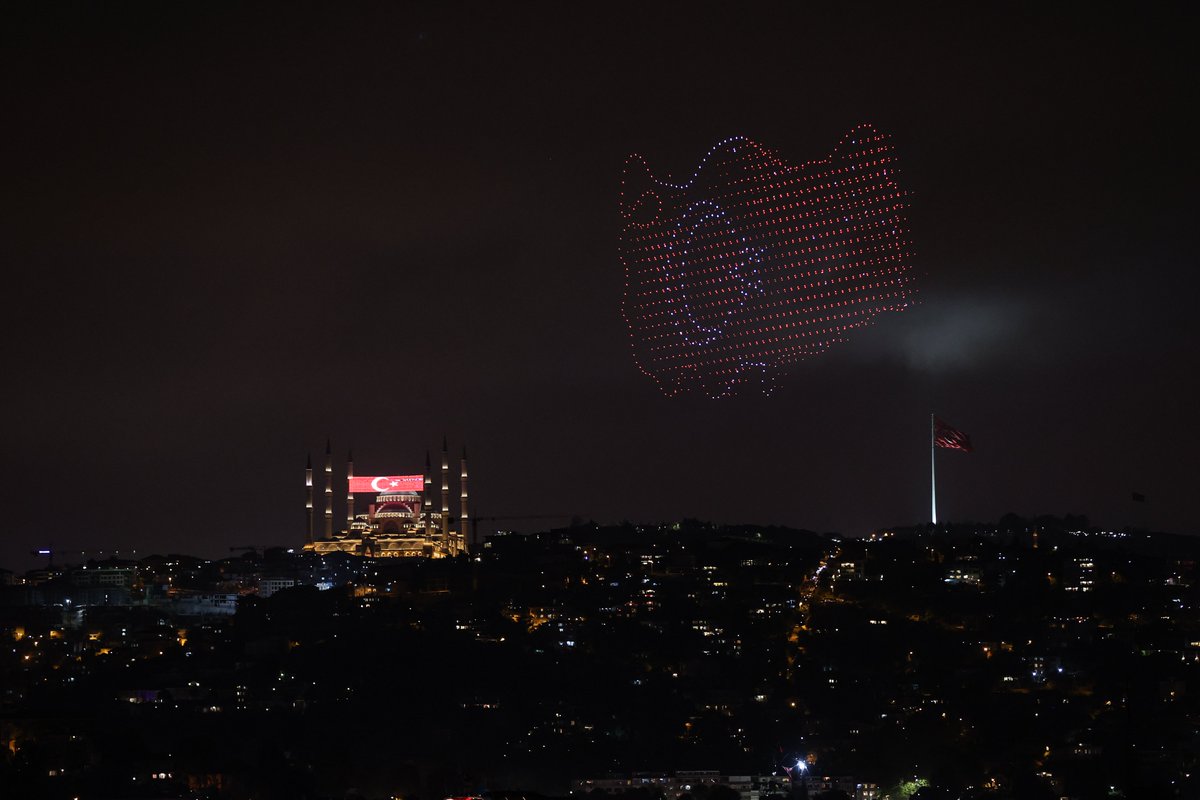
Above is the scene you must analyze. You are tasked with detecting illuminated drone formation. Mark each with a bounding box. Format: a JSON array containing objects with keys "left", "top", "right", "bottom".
[{"left": 620, "top": 124, "right": 915, "bottom": 397}]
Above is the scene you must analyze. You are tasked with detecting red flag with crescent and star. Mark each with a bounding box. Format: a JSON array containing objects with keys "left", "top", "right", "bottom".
[
  {"left": 348, "top": 475, "right": 424, "bottom": 493},
  {"left": 934, "top": 418, "right": 973, "bottom": 452}
]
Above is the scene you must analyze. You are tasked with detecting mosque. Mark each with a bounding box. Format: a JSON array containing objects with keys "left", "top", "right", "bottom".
[{"left": 302, "top": 437, "right": 469, "bottom": 558}]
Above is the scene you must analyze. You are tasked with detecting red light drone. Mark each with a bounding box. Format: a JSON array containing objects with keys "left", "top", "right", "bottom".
[{"left": 620, "top": 124, "right": 915, "bottom": 397}]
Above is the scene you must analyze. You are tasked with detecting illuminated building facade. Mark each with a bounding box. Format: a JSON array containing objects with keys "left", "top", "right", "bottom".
[{"left": 302, "top": 438, "right": 469, "bottom": 558}]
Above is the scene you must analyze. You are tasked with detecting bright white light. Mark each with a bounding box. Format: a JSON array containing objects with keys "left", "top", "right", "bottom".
[{"left": 795, "top": 760, "right": 808, "bottom": 772}]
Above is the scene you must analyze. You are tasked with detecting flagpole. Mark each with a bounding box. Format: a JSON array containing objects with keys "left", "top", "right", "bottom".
[{"left": 930, "top": 413, "right": 937, "bottom": 525}]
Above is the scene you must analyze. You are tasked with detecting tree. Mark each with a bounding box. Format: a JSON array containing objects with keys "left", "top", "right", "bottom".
[{"left": 884, "top": 778, "right": 929, "bottom": 800}]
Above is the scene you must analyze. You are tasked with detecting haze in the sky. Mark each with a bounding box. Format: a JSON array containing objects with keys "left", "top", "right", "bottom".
[{"left": 1, "top": 4, "right": 1194, "bottom": 569}]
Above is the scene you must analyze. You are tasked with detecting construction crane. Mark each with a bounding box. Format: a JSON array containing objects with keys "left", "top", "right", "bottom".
[{"left": 470, "top": 514, "right": 580, "bottom": 548}]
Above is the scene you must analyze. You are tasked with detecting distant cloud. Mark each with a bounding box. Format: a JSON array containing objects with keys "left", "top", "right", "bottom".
[{"left": 850, "top": 289, "right": 1035, "bottom": 371}]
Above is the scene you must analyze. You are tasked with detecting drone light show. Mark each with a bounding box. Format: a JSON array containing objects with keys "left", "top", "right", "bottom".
[{"left": 620, "top": 124, "right": 915, "bottom": 397}]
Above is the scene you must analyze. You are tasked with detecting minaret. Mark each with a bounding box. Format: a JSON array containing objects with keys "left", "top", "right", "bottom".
[
  {"left": 440, "top": 436, "right": 450, "bottom": 539},
  {"left": 324, "top": 438, "right": 333, "bottom": 539},
  {"left": 345, "top": 448, "right": 355, "bottom": 534},
  {"left": 305, "top": 454, "right": 314, "bottom": 545},
  {"left": 459, "top": 446, "right": 470, "bottom": 553},
  {"left": 423, "top": 451, "right": 433, "bottom": 535}
]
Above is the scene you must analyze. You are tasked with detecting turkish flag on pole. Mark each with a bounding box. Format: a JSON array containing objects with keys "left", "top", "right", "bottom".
[{"left": 934, "top": 418, "right": 973, "bottom": 452}]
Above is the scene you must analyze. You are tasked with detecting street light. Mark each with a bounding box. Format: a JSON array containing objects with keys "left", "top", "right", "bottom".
[{"left": 794, "top": 760, "right": 809, "bottom": 795}]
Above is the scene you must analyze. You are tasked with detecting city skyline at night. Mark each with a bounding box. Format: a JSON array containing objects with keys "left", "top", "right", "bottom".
[{"left": 1, "top": 6, "right": 1195, "bottom": 797}]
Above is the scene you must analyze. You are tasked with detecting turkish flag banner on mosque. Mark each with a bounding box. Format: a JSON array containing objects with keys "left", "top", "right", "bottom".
[
  {"left": 934, "top": 418, "right": 974, "bottom": 452},
  {"left": 349, "top": 475, "right": 424, "bottom": 493}
]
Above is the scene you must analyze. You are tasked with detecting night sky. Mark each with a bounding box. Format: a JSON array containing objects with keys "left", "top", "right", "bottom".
[{"left": 3, "top": 3, "right": 1195, "bottom": 569}]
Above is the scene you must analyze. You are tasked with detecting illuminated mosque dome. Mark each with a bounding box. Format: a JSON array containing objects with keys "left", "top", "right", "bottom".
[
  {"left": 373, "top": 492, "right": 422, "bottom": 533},
  {"left": 301, "top": 438, "right": 469, "bottom": 559}
]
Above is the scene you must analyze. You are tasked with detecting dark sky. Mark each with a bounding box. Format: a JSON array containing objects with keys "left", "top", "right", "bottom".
[{"left": 2, "top": 3, "right": 1195, "bottom": 569}]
